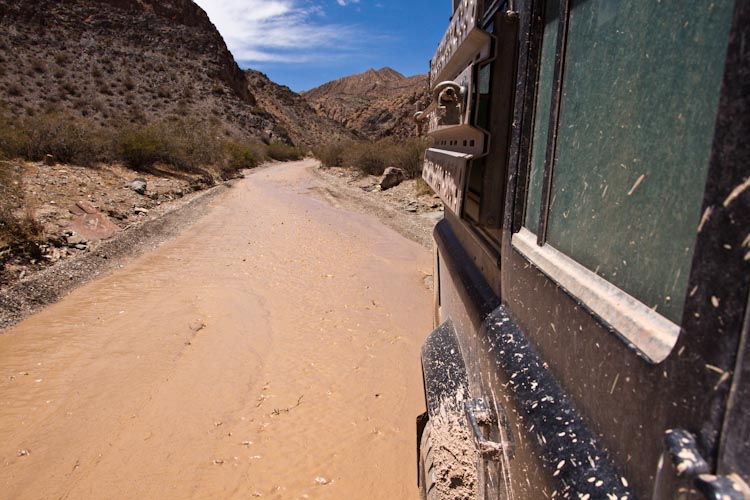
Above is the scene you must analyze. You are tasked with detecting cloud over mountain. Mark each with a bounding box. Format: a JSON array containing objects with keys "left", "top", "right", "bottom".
[{"left": 194, "top": 0, "right": 363, "bottom": 64}]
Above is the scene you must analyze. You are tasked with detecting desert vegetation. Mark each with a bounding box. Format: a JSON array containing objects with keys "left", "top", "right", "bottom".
[
  {"left": 0, "top": 107, "right": 297, "bottom": 284},
  {"left": 0, "top": 109, "right": 278, "bottom": 176},
  {"left": 313, "top": 137, "right": 430, "bottom": 178},
  {"left": 266, "top": 142, "right": 304, "bottom": 162},
  {"left": 0, "top": 164, "right": 43, "bottom": 268}
]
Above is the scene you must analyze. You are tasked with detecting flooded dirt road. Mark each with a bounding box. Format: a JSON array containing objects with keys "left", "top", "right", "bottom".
[{"left": 0, "top": 159, "right": 434, "bottom": 499}]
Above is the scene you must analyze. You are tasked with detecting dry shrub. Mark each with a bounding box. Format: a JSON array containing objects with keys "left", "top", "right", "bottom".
[
  {"left": 313, "top": 142, "right": 346, "bottom": 168},
  {"left": 117, "top": 119, "right": 259, "bottom": 177},
  {"left": 266, "top": 142, "right": 302, "bottom": 162},
  {"left": 314, "top": 137, "right": 429, "bottom": 178},
  {"left": 0, "top": 110, "right": 106, "bottom": 165},
  {"left": 218, "top": 141, "right": 259, "bottom": 179},
  {"left": 241, "top": 140, "right": 268, "bottom": 163},
  {"left": 345, "top": 141, "right": 387, "bottom": 176},
  {"left": 415, "top": 177, "right": 434, "bottom": 196},
  {"left": 0, "top": 163, "right": 43, "bottom": 266},
  {"left": 22, "top": 115, "right": 101, "bottom": 164}
]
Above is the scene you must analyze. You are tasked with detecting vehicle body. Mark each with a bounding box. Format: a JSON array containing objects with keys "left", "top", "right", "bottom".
[{"left": 416, "top": 1, "right": 749, "bottom": 499}]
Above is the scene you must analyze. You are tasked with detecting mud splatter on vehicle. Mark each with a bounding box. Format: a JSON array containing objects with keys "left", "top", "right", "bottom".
[{"left": 416, "top": 1, "right": 750, "bottom": 499}]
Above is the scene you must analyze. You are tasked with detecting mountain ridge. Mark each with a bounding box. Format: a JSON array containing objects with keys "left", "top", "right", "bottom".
[
  {"left": 0, "top": 0, "right": 285, "bottom": 142},
  {"left": 302, "top": 67, "right": 429, "bottom": 141}
]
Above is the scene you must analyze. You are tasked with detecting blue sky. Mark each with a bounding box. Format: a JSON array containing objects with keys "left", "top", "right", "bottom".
[{"left": 193, "top": 0, "right": 451, "bottom": 92}]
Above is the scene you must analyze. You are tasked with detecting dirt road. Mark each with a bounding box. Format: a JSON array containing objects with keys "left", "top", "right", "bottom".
[{"left": 0, "top": 159, "right": 434, "bottom": 499}]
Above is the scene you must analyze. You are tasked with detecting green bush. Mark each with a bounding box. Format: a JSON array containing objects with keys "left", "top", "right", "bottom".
[{"left": 266, "top": 142, "right": 303, "bottom": 162}]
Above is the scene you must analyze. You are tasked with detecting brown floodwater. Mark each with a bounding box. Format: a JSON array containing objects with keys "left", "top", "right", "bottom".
[{"left": 0, "top": 160, "right": 433, "bottom": 499}]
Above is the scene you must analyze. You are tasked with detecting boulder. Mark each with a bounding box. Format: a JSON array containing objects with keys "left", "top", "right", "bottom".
[
  {"left": 129, "top": 178, "right": 147, "bottom": 195},
  {"left": 379, "top": 167, "right": 405, "bottom": 190},
  {"left": 67, "top": 201, "right": 120, "bottom": 241},
  {"left": 66, "top": 232, "right": 87, "bottom": 246}
]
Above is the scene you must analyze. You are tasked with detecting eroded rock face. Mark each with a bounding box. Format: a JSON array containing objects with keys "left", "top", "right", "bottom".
[{"left": 245, "top": 70, "right": 357, "bottom": 148}]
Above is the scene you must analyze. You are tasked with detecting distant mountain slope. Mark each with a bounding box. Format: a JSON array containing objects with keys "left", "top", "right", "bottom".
[
  {"left": 245, "top": 70, "right": 357, "bottom": 148},
  {"left": 302, "top": 67, "right": 429, "bottom": 141},
  {"left": 0, "top": 0, "right": 286, "bottom": 142}
]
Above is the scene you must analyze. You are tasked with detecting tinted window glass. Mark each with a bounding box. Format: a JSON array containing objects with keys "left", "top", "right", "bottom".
[{"left": 546, "top": 0, "right": 734, "bottom": 323}]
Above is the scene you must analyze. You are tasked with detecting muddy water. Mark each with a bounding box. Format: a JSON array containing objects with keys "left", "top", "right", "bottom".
[{"left": 0, "top": 160, "right": 433, "bottom": 499}]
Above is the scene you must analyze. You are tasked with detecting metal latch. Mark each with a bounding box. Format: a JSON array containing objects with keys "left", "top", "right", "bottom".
[
  {"left": 464, "top": 398, "right": 514, "bottom": 461},
  {"left": 664, "top": 429, "right": 750, "bottom": 499}
]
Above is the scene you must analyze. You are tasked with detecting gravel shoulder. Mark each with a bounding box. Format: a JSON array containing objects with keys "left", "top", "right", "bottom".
[{"left": 308, "top": 164, "right": 443, "bottom": 249}]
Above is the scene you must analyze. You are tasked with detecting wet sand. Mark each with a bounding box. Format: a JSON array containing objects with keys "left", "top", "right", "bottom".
[{"left": 0, "top": 159, "right": 433, "bottom": 499}]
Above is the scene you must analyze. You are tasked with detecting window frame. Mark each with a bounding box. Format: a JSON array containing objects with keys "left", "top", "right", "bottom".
[{"left": 507, "top": 0, "right": 746, "bottom": 363}]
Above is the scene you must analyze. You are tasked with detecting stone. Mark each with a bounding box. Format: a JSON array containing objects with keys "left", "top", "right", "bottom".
[
  {"left": 67, "top": 201, "right": 119, "bottom": 241},
  {"left": 134, "top": 207, "right": 149, "bottom": 215},
  {"left": 129, "top": 178, "right": 147, "bottom": 195},
  {"left": 66, "top": 232, "right": 87, "bottom": 246},
  {"left": 378, "top": 167, "right": 405, "bottom": 190}
]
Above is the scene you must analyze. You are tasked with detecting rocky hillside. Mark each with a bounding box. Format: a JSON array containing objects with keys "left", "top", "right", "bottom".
[
  {"left": 303, "top": 68, "right": 429, "bottom": 141},
  {"left": 0, "top": 0, "right": 285, "bottom": 142},
  {"left": 245, "top": 70, "right": 357, "bottom": 148}
]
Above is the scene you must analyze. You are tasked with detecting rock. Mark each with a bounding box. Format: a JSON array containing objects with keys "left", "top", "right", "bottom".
[
  {"left": 134, "top": 207, "right": 149, "bottom": 215},
  {"left": 379, "top": 167, "right": 405, "bottom": 190},
  {"left": 66, "top": 232, "right": 87, "bottom": 246},
  {"left": 129, "top": 178, "right": 147, "bottom": 195},
  {"left": 67, "top": 201, "right": 120, "bottom": 241},
  {"left": 315, "top": 476, "right": 329, "bottom": 485}
]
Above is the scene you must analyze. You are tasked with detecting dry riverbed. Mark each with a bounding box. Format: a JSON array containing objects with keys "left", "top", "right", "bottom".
[{"left": 0, "top": 159, "right": 438, "bottom": 499}]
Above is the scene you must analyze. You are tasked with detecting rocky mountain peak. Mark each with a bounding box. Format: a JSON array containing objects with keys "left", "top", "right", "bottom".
[{"left": 302, "top": 68, "right": 428, "bottom": 140}]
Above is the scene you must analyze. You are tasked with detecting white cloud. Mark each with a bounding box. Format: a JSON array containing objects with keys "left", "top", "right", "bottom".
[
  {"left": 194, "top": 0, "right": 363, "bottom": 65},
  {"left": 336, "top": 0, "right": 361, "bottom": 5}
]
